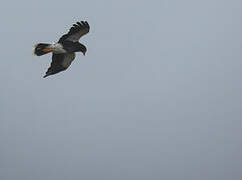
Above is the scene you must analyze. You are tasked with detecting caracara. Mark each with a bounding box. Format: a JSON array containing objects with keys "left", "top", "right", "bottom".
[{"left": 33, "top": 21, "right": 90, "bottom": 78}]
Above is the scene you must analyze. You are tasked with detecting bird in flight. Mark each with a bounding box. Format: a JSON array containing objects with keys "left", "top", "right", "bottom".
[{"left": 33, "top": 21, "right": 90, "bottom": 78}]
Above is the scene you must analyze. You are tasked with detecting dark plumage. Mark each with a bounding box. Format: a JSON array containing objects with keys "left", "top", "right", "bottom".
[
  {"left": 58, "top": 21, "right": 90, "bottom": 43},
  {"left": 33, "top": 21, "right": 90, "bottom": 78}
]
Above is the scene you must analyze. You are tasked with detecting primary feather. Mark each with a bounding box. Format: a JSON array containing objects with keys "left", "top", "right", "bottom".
[{"left": 58, "top": 21, "right": 90, "bottom": 43}]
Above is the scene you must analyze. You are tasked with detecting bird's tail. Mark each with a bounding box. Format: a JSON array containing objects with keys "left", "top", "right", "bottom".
[{"left": 33, "top": 43, "right": 53, "bottom": 56}]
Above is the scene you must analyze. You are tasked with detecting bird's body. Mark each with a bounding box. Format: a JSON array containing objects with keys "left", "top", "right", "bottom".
[
  {"left": 33, "top": 21, "right": 90, "bottom": 78},
  {"left": 49, "top": 43, "right": 67, "bottom": 54}
]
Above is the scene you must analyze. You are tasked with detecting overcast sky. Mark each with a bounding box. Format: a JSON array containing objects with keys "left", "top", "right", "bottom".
[{"left": 1, "top": 0, "right": 242, "bottom": 180}]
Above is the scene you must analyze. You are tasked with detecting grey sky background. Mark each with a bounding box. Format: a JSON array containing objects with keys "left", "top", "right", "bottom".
[{"left": 1, "top": 0, "right": 242, "bottom": 179}]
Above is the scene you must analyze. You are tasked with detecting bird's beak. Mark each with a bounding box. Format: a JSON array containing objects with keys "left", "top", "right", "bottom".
[{"left": 83, "top": 52, "right": 86, "bottom": 56}]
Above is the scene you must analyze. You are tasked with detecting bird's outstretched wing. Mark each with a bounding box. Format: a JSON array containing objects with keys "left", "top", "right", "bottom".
[
  {"left": 44, "top": 53, "right": 75, "bottom": 78},
  {"left": 58, "top": 21, "right": 90, "bottom": 43}
]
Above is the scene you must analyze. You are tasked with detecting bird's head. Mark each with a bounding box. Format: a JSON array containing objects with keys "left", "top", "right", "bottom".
[{"left": 76, "top": 43, "right": 87, "bottom": 56}]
